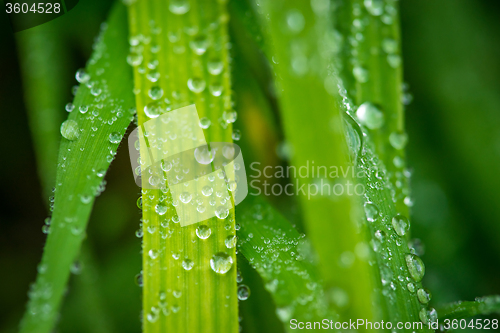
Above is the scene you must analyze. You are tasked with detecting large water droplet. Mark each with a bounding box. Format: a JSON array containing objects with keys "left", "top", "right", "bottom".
[
  {"left": 196, "top": 225, "right": 211, "bottom": 239},
  {"left": 391, "top": 214, "right": 409, "bottom": 236},
  {"left": 109, "top": 132, "right": 121, "bottom": 144},
  {"left": 187, "top": 78, "right": 206, "bottom": 93},
  {"left": 75, "top": 68, "right": 90, "bottom": 83},
  {"left": 194, "top": 146, "right": 215, "bottom": 164},
  {"left": 237, "top": 284, "right": 250, "bottom": 301},
  {"left": 364, "top": 0, "right": 384, "bottom": 16},
  {"left": 210, "top": 252, "right": 233, "bottom": 274},
  {"left": 182, "top": 259, "right": 194, "bottom": 271},
  {"left": 417, "top": 288, "right": 432, "bottom": 304},
  {"left": 215, "top": 206, "right": 229, "bottom": 220},
  {"left": 199, "top": 117, "right": 211, "bottom": 129},
  {"left": 148, "top": 86, "right": 164, "bottom": 100},
  {"left": 364, "top": 202, "right": 380, "bottom": 222},
  {"left": 405, "top": 254, "right": 425, "bottom": 282},
  {"left": 155, "top": 203, "right": 168, "bottom": 215},
  {"left": 356, "top": 102, "right": 384, "bottom": 129},
  {"left": 169, "top": 0, "right": 190, "bottom": 15},
  {"left": 60, "top": 120, "right": 80, "bottom": 141},
  {"left": 144, "top": 101, "right": 162, "bottom": 118},
  {"left": 225, "top": 235, "right": 237, "bottom": 249}
]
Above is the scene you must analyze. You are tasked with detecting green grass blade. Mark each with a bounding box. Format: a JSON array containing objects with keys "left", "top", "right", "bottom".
[
  {"left": 126, "top": 0, "right": 238, "bottom": 332},
  {"left": 19, "top": 4, "right": 135, "bottom": 333},
  {"left": 254, "top": 0, "right": 376, "bottom": 323},
  {"left": 237, "top": 196, "right": 337, "bottom": 331},
  {"left": 335, "top": 0, "right": 408, "bottom": 215},
  {"left": 437, "top": 296, "right": 500, "bottom": 321}
]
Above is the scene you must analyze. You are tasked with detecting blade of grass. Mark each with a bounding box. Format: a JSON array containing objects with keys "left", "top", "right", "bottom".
[
  {"left": 332, "top": 0, "right": 435, "bottom": 328},
  {"left": 19, "top": 4, "right": 135, "bottom": 333},
  {"left": 253, "top": 0, "right": 376, "bottom": 323},
  {"left": 341, "top": 0, "right": 409, "bottom": 217},
  {"left": 237, "top": 195, "right": 337, "bottom": 331},
  {"left": 437, "top": 296, "right": 500, "bottom": 321},
  {"left": 126, "top": 0, "right": 238, "bottom": 332}
]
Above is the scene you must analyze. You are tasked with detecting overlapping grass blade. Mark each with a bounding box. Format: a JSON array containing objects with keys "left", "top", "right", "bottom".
[
  {"left": 19, "top": 4, "right": 135, "bottom": 333},
  {"left": 437, "top": 296, "right": 500, "bottom": 321}
]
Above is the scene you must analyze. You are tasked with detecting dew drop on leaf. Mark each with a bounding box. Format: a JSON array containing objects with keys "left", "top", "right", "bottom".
[
  {"left": 405, "top": 254, "right": 425, "bottom": 282},
  {"left": 356, "top": 102, "right": 384, "bottom": 129},
  {"left": 237, "top": 284, "right": 250, "bottom": 301},
  {"left": 210, "top": 252, "right": 233, "bottom": 274},
  {"left": 196, "top": 225, "right": 211, "bottom": 239},
  {"left": 109, "top": 132, "right": 121, "bottom": 144},
  {"left": 60, "top": 120, "right": 80, "bottom": 141}
]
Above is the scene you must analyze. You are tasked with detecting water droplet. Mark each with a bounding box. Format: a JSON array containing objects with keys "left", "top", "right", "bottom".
[
  {"left": 391, "top": 214, "right": 409, "bottom": 236},
  {"left": 194, "top": 146, "right": 215, "bottom": 164},
  {"left": 286, "top": 10, "right": 305, "bottom": 33},
  {"left": 407, "top": 282, "right": 416, "bottom": 293},
  {"left": 387, "top": 54, "right": 401, "bottom": 68},
  {"left": 187, "top": 78, "right": 206, "bottom": 93},
  {"left": 79, "top": 105, "right": 89, "bottom": 114},
  {"left": 196, "top": 225, "right": 211, "bottom": 239},
  {"left": 75, "top": 69, "right": 90, "bottom": 83},
  {"left": 179, "top": 192, "right": 192, "bottom": 204},
  {"left": 148, "top": 86, "right": 164, "bottom": 100},
  {"left": 237, "top": 284, "right": 250, "bottom": 301},
  {"left": 190, "top": 35, "right": 209, "bottom": 55},
  {"left": 199, "top": 117, "right": 211, "bottom": 129},
  {"left": 207, "top": 61, "right": 223, "bottom": 77},
  {"left": 232, "top": 129, "right": 241, "bottom": 141},
  {"left": 155, "top": 203, "right": 168, "bottom": 215},
  {"left": 210, "top": 252, "right": 233, "bottom": 274},
  {"left": 225, "top": 235, "right": 237, "bottom": 249},
  {"left": 215, "top": 206, "right": 229, "bottom": 220},
  {"left": 222, "top": 110, "right": 237, "bottom": 123},
  {"left": 364, "top": 202, "right": 379, "bottom": 222},
  {"left": 144, "top": 101, "right": 162, "bottom": 118},
  {"left": 137, "top": 197, "right": 142, "bottom": 209},
  {"left": 382, "top": 38, "right": 398, "bottom": 54},
  {"left": 389, "top": 131, "right": 408, "bottom": 149},
  {"left": 60, "top": 120, "right": 80, "bottom": 141},
  {"left": 201, "top": 185, "right": 213, "bottom": 196},
  {"left": 419, "top": 308, "right": 429, "bottom": 324},
  {"left": 149, "top": 249, "right": 159, "bottom": 259},
  {"left": 135, "top": 271, "right": 143, "bottom": 287},
  {"left": 364, "top": 0, "right": 384, "bottom": 16},
  {"left": 109, "top": 132, "right": 121, "bottom": 144},
  {"left": 356, "top": 102, "right": 384, "bottom": 129},
  {"left": 80, "top": 194, "right": 92, "bottom": 204},
  {"left": 127, "top": 53, "right": 143, "bottom": 66},
  {"left": 276, "top": 306, "right": 294, "bottom": 322},
  {"left": 161, "top": 160, "right": 172, "bottom": 172},
  {"left": 209, "top": 83, "right": 223, "bottom": 97},
  {"left": 182, "top": 259, "right": 194, "bottom": 271},
  {"left": 169, "top": 0, "right": 190, "bottom": 15},
  {"left": 65, "top": 103, "right": 74, "bottom": 112},
  {"left": 417, "top": 288, "right": 432, "bottom": 304},
  {"left": 405, "top": 254, "right": 425, "bottom": 282},
  {"left": 353, "top": 66, "right": 369, "bottom": 82}
]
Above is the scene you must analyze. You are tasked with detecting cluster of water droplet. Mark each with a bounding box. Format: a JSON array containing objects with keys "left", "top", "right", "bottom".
[{"left": 237, "top": 202, "right": 332, "bottom": 324}]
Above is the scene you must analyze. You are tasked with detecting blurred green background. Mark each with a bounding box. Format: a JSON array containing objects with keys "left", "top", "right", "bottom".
[{"left": 0, "top": 0, "right": 499, "bottom": 332}]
